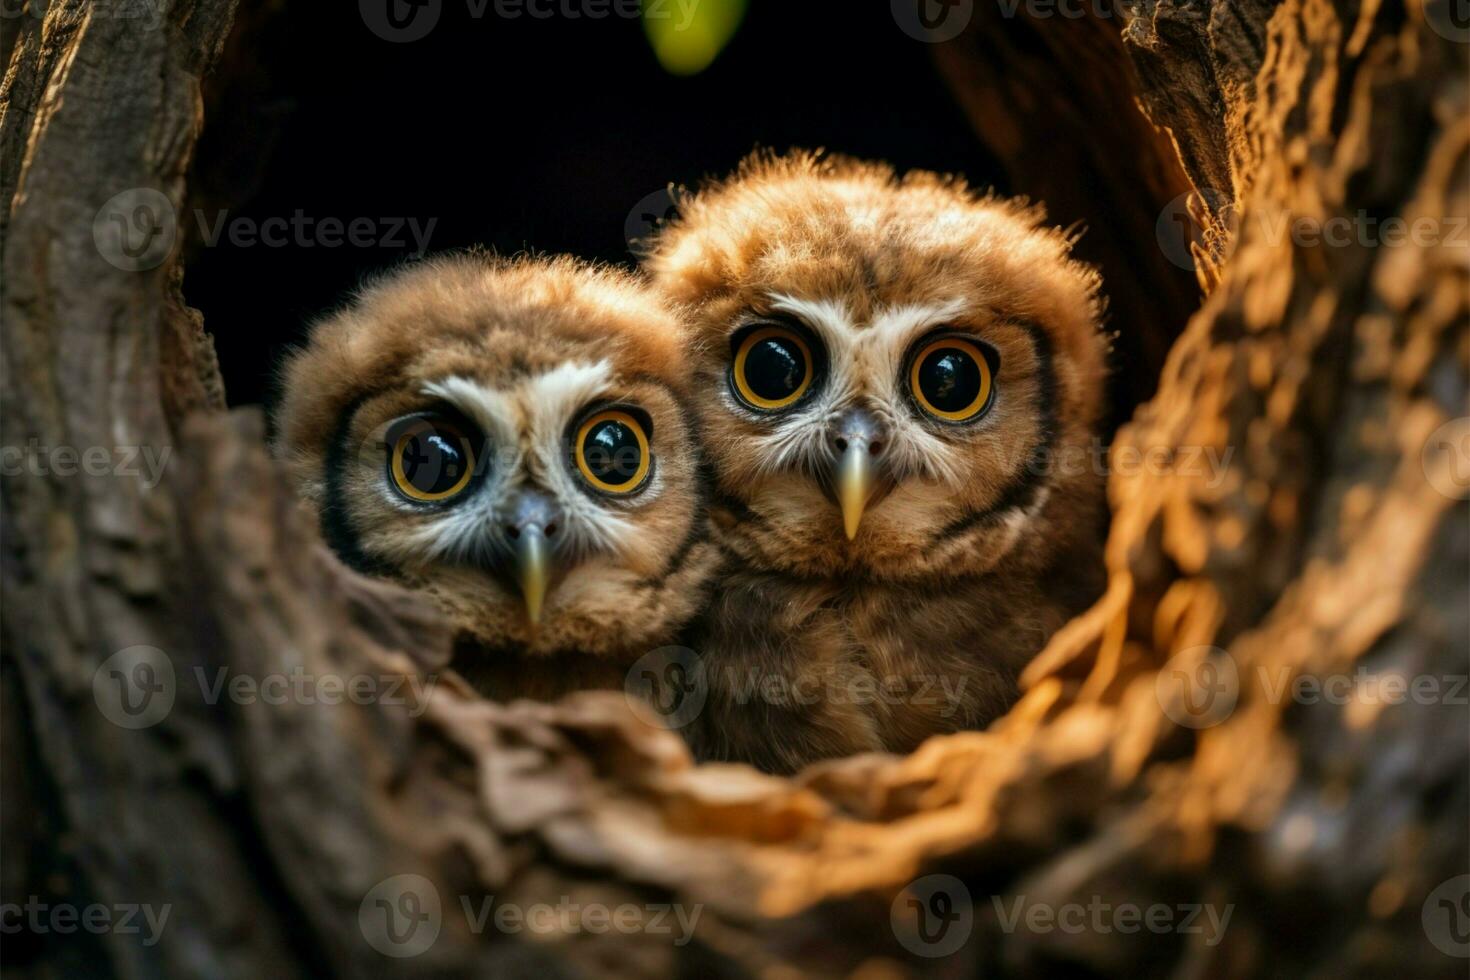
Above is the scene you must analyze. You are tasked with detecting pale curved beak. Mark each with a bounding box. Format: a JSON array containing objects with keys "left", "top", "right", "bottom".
[
  {"left": 513, "top": 525, "right": 550, "bottom": 626},
  {"left": 503, "top": 487, "right": 562, "bottom": 628},
  {"left": 830, "top": 407, "right": 886, "bottom": 540},
  {"left": 837, "top": 442, "right": 874, "bottom": 541}
]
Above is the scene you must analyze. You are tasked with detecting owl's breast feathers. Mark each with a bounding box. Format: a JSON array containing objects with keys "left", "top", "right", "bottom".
[{"left": 685, "top": 548, "right": 1101, "bottom": 774}]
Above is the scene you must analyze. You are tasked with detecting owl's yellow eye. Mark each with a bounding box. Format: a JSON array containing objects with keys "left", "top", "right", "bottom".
[
  {"left": 909, "top": 336, "right": 995, "bottom": 422},
  {"left": 387, "top": 415, "right": 478, "bottom": 502},
  {"left": 732, "top": 325, "right": 814, "bottom": 411},
  {"left": 575, "top": 409, "right": 650, "bottom": 494}
]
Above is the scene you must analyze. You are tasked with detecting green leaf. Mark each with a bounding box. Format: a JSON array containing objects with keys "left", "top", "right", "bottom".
[{"left": 642, "top": 0, "right": 747, "bottom": 76}]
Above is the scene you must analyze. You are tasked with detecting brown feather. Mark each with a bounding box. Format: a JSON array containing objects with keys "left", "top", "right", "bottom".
[
  {"left": 275, "top": 253, "right": 719, "bottom": 699},
  {"left": 646, "top": 153, "right": 1109, "bottom": 772}
]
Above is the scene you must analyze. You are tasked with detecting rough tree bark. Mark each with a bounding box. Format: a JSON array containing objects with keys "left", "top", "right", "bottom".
[{"left": 1, "top": 1, "right": 1466, "bottom": 978}]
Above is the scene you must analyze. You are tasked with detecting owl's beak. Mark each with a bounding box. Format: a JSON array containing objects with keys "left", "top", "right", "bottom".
[
  {"left": 837, "top": 443, "right": 874, "bottom": 540},
  {"left": 829, "top": 408, "right": 886, "bottom": 540},
  {"left": 513, "top": 527, "right": 550, "bottom": 626},
  {"left": 503, "top": 488, "right": 562, "bottom": 627}
]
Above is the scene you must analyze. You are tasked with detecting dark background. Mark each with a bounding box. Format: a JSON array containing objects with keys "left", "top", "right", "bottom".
[{"left": 185, "top": 1, "right": 1006, "bottom": 410}]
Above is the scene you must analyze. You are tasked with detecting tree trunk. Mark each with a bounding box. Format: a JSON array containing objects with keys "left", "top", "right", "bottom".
[{"left": 1, "top": 1, "right": 1465, "bottom": 977}]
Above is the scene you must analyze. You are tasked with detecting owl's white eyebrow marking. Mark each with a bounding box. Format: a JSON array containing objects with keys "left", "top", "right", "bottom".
[
  {"left": 523, "top": 359, "right": 614, "bottom": 430},
  {"left": 765, "top": 293, "right": 855, "bottom": 350},
  {"left": 421, "top": 360, "right": 615, "bottom": 447},
  {"left": 868, "top": 297, "right": 971, "bottom": 354},
  {"left": 421, "top": 376, "right": 517, "bottom": 447},
  {"left": 766, "top": 293, "right": 972, "bottom": 358}
]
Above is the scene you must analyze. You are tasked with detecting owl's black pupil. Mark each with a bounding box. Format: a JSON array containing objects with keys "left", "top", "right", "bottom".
[
  {"left": 744, "top": 336, "right": 806, "bottom": 402},
  {"left": 583, "top": 420, "right": 642, "bottom": 485},
  {"left": 918, "top": 347, "right": 983, "bottom": 413},
  {"left": 400, "top": 429, "right": 467, "bottom": 494}
]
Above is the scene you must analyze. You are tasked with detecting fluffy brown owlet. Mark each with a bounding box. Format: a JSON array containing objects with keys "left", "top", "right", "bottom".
[
  {"left": 276, "top": 254, "right": 718, "bottom": 699},
  {"left": 644, "top": 154, "right": 1109, "bottom": 773}
]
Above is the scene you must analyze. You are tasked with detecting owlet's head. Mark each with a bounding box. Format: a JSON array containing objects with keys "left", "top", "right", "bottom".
[
  {"left": 643, "top": 152, "right": 1108, "bottom": 582},
  {"left": 276, "top": 254, "right": 715, "bottom": 661}
]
